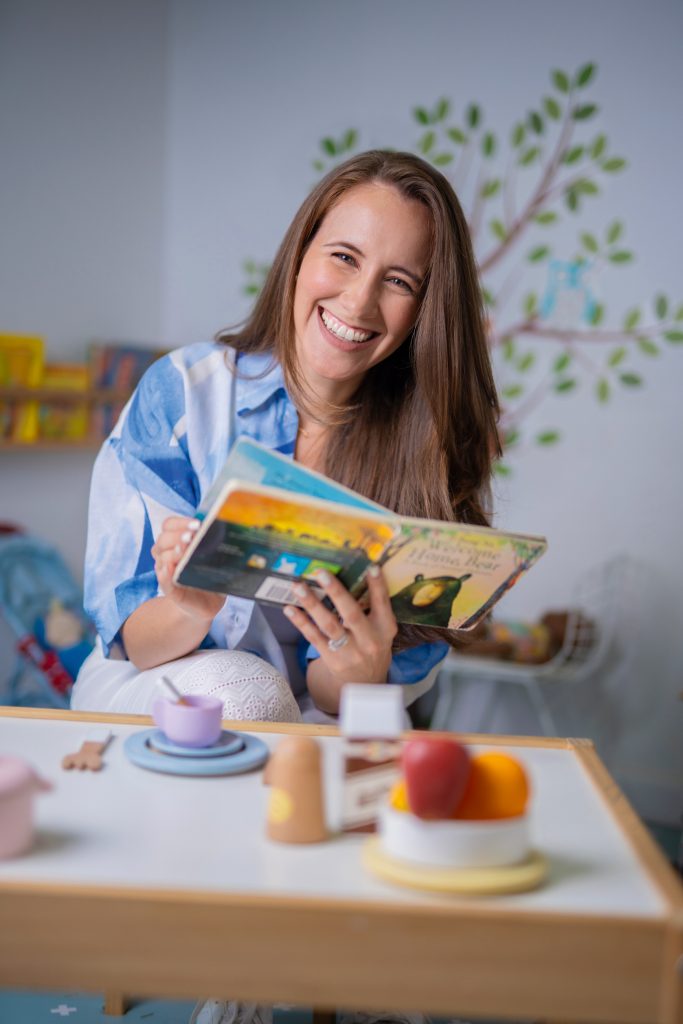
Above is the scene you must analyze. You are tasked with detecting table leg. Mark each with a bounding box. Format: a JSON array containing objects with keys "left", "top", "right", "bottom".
[{"left": 103, "top": 992, "right": 129, "bottom": 1016}]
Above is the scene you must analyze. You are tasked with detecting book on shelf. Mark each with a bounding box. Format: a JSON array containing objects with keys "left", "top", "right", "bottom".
[
  {"left": 38, "top": 363, "right": 90, "bottom": 441},
  {"left": 174, "top": 438, "right": 547, "bottom": 630},
  {"left": 0, "top": 334, "right": 45, "bottom": 442},
  {"left": 88, "top": 341, "right": 167, "bottom": 438}
]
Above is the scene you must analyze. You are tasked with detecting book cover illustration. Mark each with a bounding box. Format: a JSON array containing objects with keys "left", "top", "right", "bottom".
[
  {"left": 0, "top": 334, "right": 44, "bottom": 442},
  {"left": 88, "top": 341, "right": 167, "bottom": 438},
  {"left": 177, "top": 481, "right": 399, "bottom": 606},
  {"left": 381, "top": 522, "right": 547, "bottom": 630},
  {"left": 38, "top": 363, "right": 89, "bottom": 442},
  {"left": 199, "top": 436, "right": 382, "bottom": 518}
]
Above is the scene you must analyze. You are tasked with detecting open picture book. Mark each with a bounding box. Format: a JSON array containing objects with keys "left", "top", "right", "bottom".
[{"left": 174, "top": 437, "right": 547, "bottom": 630}]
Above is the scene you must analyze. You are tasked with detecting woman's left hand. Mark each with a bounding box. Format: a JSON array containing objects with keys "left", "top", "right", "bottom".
[{"left": 284, "top": 566, "right": 398, "bottom": 691}]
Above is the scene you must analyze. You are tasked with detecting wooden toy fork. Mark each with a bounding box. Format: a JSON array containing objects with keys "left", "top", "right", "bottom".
[{"left": 62, "top": 729, "right": 113, "bottom": 771}]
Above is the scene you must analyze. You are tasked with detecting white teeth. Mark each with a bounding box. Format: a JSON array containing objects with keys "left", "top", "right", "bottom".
[{"left": 321, "top": 309, "right": 373, "bottom": 343}]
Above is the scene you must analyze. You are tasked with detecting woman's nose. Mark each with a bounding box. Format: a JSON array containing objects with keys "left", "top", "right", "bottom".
[{"left": 341, "top": 272, "right": 379, "bottom": 320}]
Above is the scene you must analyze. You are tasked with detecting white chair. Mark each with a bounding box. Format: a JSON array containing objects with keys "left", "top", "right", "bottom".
[{"left": 431, "top": 555, "right": 636, "bottom": 737}]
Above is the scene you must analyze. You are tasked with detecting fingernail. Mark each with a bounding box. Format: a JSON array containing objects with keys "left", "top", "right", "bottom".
[
  {"left": 368, "top": 565, "right": 381, "bottom": 578},
  {"left": 174, "top": 544, "right": 182, "bottom": 556},
  {"left": 181, "top": 531, "right": 192, "bottom": 543},
  {"left": 283, "top": 606, "right": 296, "bottom": 619},
  {"left": 187, "top": 519, "right": 201, "bottom": 532},
  {"left": 293, "top": 584, "right": 308, "bottom": 598},
  {"left": 313, "top": 569, "right": 332, "bottom": 585}
]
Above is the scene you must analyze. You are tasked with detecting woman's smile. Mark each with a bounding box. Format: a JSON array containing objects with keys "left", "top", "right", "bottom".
[{"left": 318, "top": 307, "right": 379, "bottom": 346}]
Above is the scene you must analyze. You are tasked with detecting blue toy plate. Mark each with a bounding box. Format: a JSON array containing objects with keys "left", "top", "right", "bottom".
[
  {"left": 147, "top": 729, "right": 244, "bottom": 759},
  {"left": 124, "top": 729, "right": 269, "bottom": 777}
]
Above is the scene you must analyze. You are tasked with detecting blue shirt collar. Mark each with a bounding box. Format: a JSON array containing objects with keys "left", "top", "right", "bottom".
[{"left": 234, "top": 351, "right": 287, "bottom": 416}]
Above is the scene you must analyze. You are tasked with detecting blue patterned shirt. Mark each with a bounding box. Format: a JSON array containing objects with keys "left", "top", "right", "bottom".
[{"left": 84, "top": 342, "right": 448, "bottom": 688}]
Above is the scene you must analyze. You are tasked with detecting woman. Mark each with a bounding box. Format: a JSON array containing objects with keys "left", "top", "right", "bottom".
[{"left": 72, "top": 150, "right": 500, "bottom": 724}]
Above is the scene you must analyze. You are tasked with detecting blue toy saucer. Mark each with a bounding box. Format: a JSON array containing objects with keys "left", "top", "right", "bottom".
[
  {"left": 124, "top": 728, "right": 269, "bottom": 777},
  {"left": 147, "top": 729, "right": 244, "bottom": 759}
]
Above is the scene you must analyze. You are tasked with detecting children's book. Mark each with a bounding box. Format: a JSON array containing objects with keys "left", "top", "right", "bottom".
[
  {"left": 0, "top": 335, "right": 45, "bottom": 442},
  {"left": 174, "top": 438, "right": 547, "bottom": 630}
]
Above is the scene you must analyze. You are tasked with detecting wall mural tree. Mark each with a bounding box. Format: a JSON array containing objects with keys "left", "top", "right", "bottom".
[{"left": 243, "top": 64, "right": 682, "bottom": 472}]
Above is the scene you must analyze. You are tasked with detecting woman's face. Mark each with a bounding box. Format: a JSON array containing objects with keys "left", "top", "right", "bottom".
[{"left": 292, "top": 182, "right": 432, "bottom": 406}]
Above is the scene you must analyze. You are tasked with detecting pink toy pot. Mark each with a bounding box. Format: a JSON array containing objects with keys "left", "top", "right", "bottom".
[
  {"left": 152, "top": 694, "right": 223, "bottom": 748},
  {"left": 0, "top": 756, "right": 52, "bottom": 859}
]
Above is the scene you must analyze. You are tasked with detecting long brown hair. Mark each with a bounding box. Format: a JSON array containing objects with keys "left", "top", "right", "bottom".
[{"left": 217, "top": 150, "right": 500, "bottom": 650}]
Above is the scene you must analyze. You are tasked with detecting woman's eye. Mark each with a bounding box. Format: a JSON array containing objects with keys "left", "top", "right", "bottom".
[
  {"left": 388, "top": 276, "right": 414, "bottom": 294},
  {"left": 332, "top": 252, "right": 356, "bottom": 266}
]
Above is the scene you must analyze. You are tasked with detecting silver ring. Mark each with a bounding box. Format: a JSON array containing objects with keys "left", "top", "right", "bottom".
[{"left": 327, "top": 631, "right": 349, "bottom": 652}]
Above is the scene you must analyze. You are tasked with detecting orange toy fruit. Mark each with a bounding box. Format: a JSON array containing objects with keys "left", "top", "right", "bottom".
[
  {"left": 453, "top": 752, "right": 529, "bottom": 820},
  {"left": 389, "top": 778, "right": 410, "bottom": 812}
]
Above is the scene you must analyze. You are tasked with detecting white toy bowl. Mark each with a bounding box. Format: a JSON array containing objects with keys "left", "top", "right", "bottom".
[{"left": 379, "top": 805, "right": 530, "bottom": 870}]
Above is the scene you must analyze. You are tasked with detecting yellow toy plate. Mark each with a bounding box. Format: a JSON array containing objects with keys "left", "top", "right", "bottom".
[{"left": 363, "top": 838, "right": 548, "bottom": 895}]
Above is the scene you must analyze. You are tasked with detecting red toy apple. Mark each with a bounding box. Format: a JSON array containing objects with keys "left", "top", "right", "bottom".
[{"left": 401, "top": 737, "right": 471, "bottom": 819}]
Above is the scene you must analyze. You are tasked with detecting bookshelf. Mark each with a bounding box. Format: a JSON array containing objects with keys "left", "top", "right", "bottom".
[{"left": 0, "top": 386, "right": 131, "bottom": 450}]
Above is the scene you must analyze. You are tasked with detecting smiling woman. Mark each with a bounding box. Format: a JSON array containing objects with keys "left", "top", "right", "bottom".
[{"left": 74, "top": 150, "right": 499, "bottom": 736}]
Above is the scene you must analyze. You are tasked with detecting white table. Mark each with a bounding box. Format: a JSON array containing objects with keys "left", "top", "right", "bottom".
[{"left": 0, "top": 708, "right": 681, "bottom": 1023}]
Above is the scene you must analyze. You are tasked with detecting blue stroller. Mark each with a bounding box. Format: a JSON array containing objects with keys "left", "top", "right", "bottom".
[{"left": 0, "top": 524, "right": 95, "bottom": 707}]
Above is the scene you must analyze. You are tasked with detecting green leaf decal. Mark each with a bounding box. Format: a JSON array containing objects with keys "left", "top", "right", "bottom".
[
  {"left": 552, "top": 69, "right": 570, "bottom": 93},
  {"left": 655, "top": 294, "right": 668, "bottom": 319},
  {"left": 619, "top": 373, "right": 642, "bottom": 387},
  {"left": 597, "top": 378, "right": 610, "bottom": 403},
  {"left": 543, "top": 96, "right": 562, "bottom": 119},
  {"left": 623, "top": 309, "right": 641, "bottom": 330},
  {"left": 490, "top": 219, "right": 506, "bottom": 241},
  {"left": 529, "top": 111, "right": 544, "bottom": 134},
  {"left": 537, "top": 430, "right": 560, "bottom": 444},
  {"left": 590, "top": 303, "right": 605, "bottom": 325},
  {"left": 554, "top": 352, "right": 572, "bottom": 373},
  {"left": 312, "top": 159, "right": 325, "bottom": 172},
  {"left": 502, "top": 384, "right": 524, "bottom": 399},
  {"left": 555, "top": 378, "right": 577, "bottom": 392},
  {"left": 434, "top": 97, "right": 450, "bottom": 121},
  {"left": 609, "top": 251, "right": 633, "bottom": 263},
  {"left": 573, "top": 104, "right": 598, "bottom": 120},
  {"left": 419, "top": 130, "right": 436, "bottom": 154},
  {"left": 535, "top": 211, "right": 558, "bottom": 225},
  {"left": 581, "top": 232, "right": 599, "bottom": 253},
  {"left": 494, "top": 462, "right": 512, "bottom": 476},
  {"left": 414, "top": 107, "right": 430, "bottom": 125},
  {"left": 638, "top": 337, "right": 660, "bottom": 356},
  {"left": 511, "top": 122, "right": 525, "bottom": 147},
  {"left": 448, "top": 126, "right": 467, "bottom": 144},
  {"left": 502, "top": 337, "right": 516, "bottom": 361},
  {"left": 517, "top": 352, "right": 536, "bottom": 371},
  {"left": 467, "top": 103, "right": 481, "bottom": 128},
  {"left": 608, "top": 347, "right": 627, "bottom": 367},
  {"left": 563, "top": 145, "right": 584, "bottom": 164},
  {"left": 433, "top": 152, "right": 453, "bottom": 165},
  {"left": 481, "top": 178, "right": 501, "bottom": 198},
  {"left": 606, "top": 220, "right": 623, "bottom": 244},
  {"left": 576, "top": 63, "right": 596, "bottom": 87},
  {"left": 590, "top": 134, "right": 607, "bottom": 159},
  {"left": 482, "top": 132, "right": 496, "bottom": 157},
  {"left": 321, "top": 137, "right": 337, "bottom": 156},
  {"left": 602, "top": 157, "right": 627, "bottom": 172},
  {"left": 664, "top": 330, "right": 683, "bottom": 343},
  {"left": 343, "top": 128, "right": 358, "bottom": 150},
  {"left": 519, "top": 146, "right": 541, "bottom": 166},
  {"left": 528, "top": 246, "right": 550, "bottom": 262}
]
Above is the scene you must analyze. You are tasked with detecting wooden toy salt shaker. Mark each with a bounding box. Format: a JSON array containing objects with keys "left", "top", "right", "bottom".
[
  {"left": 339, "top": 684, "right": 404, "bottom": 834},
  {"left": 265, "top": 736, "right": 327, "bottom": 844},
  {"left": 0, "top": 756, "right": 52, "bottom": 859}
]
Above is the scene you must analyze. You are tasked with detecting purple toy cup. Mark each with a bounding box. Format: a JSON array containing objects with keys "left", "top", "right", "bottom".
[{"left": 152, "top": 694, "right": 223, "bottom": 748}]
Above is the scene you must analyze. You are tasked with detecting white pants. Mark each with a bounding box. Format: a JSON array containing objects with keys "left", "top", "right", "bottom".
[
  {"left": 71, "top": 640, "right": 303, "bottom": 723},
  {"left": 71, "top": 640, "right": 442, "bottom": 726}
]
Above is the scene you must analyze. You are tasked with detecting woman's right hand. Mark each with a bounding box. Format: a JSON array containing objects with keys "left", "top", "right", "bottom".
[{"left": 151, "top": 515, "right": 226, "bottom": 624}]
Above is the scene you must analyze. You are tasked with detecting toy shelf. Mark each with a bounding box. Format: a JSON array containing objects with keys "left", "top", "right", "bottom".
[{"left": 0, "top": 386, "right": 131, "bottom": 450}]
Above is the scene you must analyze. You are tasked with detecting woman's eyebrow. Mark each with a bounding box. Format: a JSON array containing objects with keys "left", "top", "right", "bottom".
[{"left": 322, "top": 240, "right": 423, "bottom": 286}]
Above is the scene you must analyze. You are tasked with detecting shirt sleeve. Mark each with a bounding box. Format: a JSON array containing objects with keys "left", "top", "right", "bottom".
[
  {"left": 83, "top": 355, "right": 201, "bottom": 656},
  {"left": 303, "top": 640, "right": 449, "bottom": 685}
]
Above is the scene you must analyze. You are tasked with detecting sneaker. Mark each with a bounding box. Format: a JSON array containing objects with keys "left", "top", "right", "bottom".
[{"left": 190, "top": 1000, "right": 273, "bottom": 1024}]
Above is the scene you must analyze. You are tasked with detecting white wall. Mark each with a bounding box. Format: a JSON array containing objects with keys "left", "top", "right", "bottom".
[{"left": 1, "top": 0, "right": 681, "bottom": 820}]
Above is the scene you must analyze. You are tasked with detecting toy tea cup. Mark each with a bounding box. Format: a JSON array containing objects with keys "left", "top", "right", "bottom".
[
  {"left": 0, "top": 756, "right": 53, "bottom": 859},
  {"left": 152, "top": 694, "right": 223, "bottom": 748}
]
